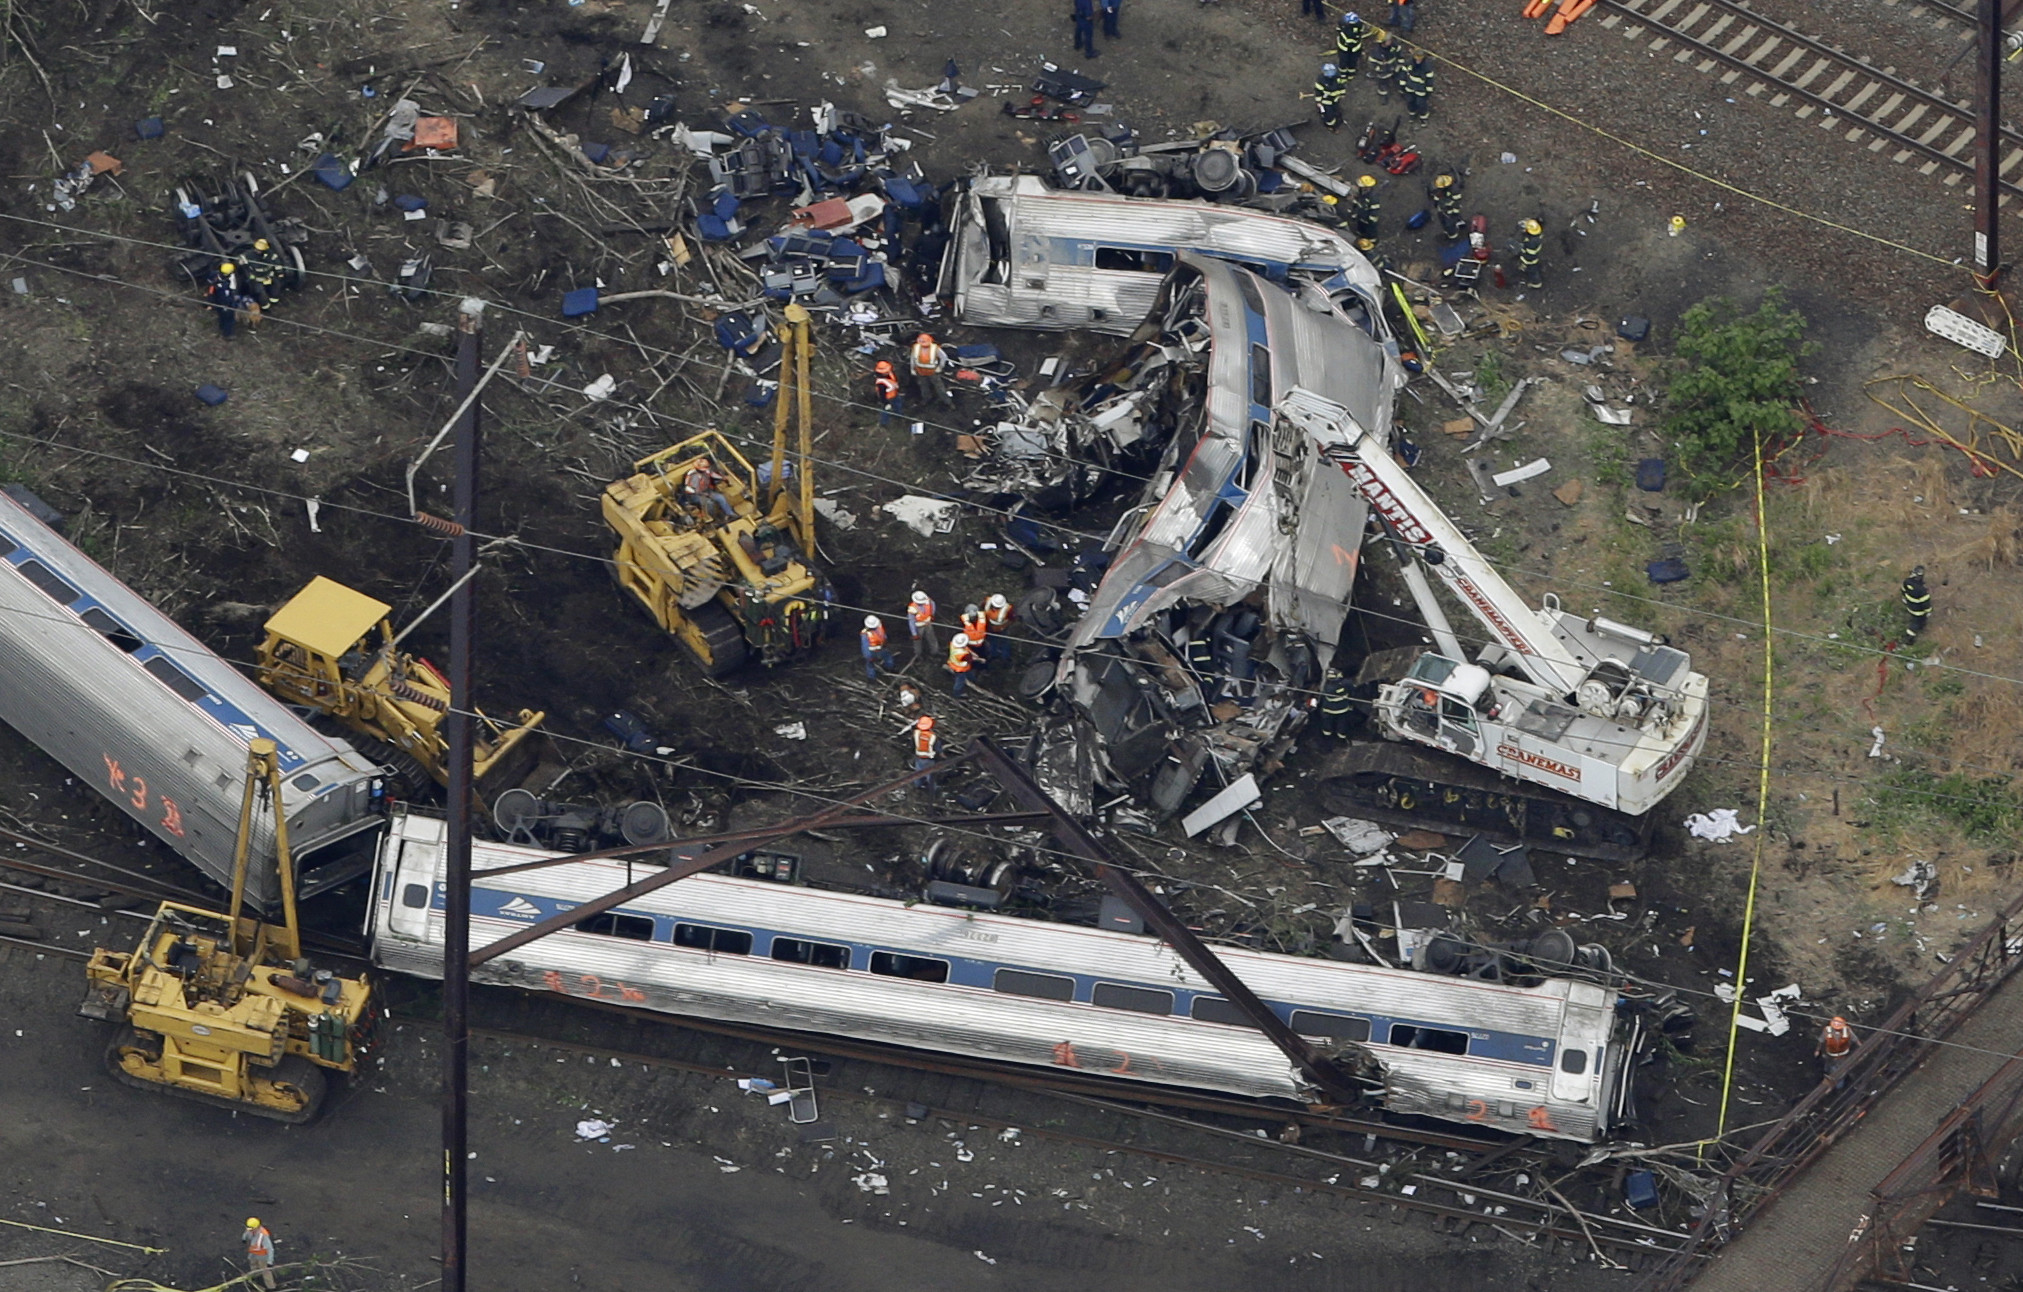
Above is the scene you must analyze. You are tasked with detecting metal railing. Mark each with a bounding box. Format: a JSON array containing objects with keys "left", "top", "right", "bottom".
[{"left": 1637, "top": 887, "right": 2023, "bottom": 1292}]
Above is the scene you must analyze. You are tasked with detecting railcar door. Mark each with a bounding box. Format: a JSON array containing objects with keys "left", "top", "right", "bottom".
[
  {"left": 383, "top": 832, "right": 438, "bottom": 940},
  {"left": 1551, "top": 1003, "right": 1606, "bottom": 1104}
]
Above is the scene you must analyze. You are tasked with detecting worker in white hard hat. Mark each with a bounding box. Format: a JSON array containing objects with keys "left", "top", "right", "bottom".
[
  {"left": 946, "top": 631, "right": 975, "bottom": 697},
  {"left": 906, "top": 590, "right": 939, "bottom": 662},
  {"left": 859, "top": 614, "right": 896, "bottom": 681},
  {"left": 982, "top": 592, "right": 1014, "bottom": 664}
]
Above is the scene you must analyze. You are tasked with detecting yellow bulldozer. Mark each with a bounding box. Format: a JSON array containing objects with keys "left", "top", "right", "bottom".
[
  {"left": 78, "top": 739, "right": 374, "bottom": 1124},
  {"left": 256, "top": 575, "right": 545, "bottom": 796},
  {"left": 603, "top": 303, "right": 831, "bottom": 675}
]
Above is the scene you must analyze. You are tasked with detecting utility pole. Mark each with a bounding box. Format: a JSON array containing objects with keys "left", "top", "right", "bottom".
[
  {"left": 1975, "top": 0, "right": 2004, "bottom": 288},
  {"left": 440, "top": 299, "right": 483, "bottom": 1292}
]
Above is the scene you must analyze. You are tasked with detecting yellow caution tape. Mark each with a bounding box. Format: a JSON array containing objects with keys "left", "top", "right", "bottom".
[
  {"left": 1715, "top": 429, "right": 1778, "bottom": 1143},
  {"left": 0, "top": 1216, "right": 166, "bottom": 1254}
]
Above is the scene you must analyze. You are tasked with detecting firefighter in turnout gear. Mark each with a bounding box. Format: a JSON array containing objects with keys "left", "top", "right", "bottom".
[
  {"left": 1368, "top": 28, "right": 1404, "bottom": 99},
  {"left": 1430, "top": 173, "right": 1465, "bottom": 240},
  {"left": 1516, "top": 218, "right": 1544, "bottom": 288},
  {"left": 1315, "top": 63, "right": 1347, "bottom": 131},
  {"left": 1350, "top": 173, "right": 1381, "bottom": 242},
  {"left": 1399, "top": 55, "right": 1434, "bottom": 123},
  {"left": 1334, "top": 12, "right": 1369, "bottom": 76},
  {"left": 1355, "top": 237, "right": 1392, "bottom": 278},
  {"left": 1902, "top": 565, "right": 1932, "bottom": 639},
  {"left": 1315, "top": 670, "right": 1357, "bottom": 738}
]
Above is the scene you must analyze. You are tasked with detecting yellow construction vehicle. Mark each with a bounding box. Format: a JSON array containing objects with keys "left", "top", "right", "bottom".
[
  {"left": 78, "top": 739, "right": 374, "bottom": 1124},
  {"left": 255, "top": 575, "right": 545, "bottom": 796},
  {"left": 603, "top": 302, "right": 831, "bottom": 674}
]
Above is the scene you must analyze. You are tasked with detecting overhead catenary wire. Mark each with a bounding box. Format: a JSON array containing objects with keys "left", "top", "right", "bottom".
[{"left": 2, "top": 222, "right": 2008, "bottom": 696}]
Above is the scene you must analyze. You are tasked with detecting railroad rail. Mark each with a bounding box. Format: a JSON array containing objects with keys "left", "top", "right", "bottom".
[
  {"left": 1595, "top": 0, "right": 2023, "bottom": 199},
  {"left": 1635, "top": 885, "right": 2023, "bottom": 1292},
  {"left": 443, "top": 1011, "right": 1700, "bottom": 1267}
]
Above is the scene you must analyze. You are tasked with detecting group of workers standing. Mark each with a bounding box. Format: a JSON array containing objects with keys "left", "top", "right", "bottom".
[
  {"left": 201, "top": 243, "right": 288, "bottom": 339},
  {"left": 1320, "top": 166, "right": 1547, "bottom": 292},
  {"left": 1071, "top": 0, "right": 1124, "bottom": 57},
  {"left": 1313, "top": 13, "right": 1434, "bottom": 130},
  {"left": 860, "top": 587, "right": 1018, "bottom": 793},
  {"left": 871, "top": 331, "right": 953, "bottom": 426}
]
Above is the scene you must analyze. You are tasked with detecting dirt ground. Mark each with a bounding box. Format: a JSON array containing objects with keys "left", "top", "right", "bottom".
[{"left": 2, "top": 0, "right": 2023, "bottom": 1284}]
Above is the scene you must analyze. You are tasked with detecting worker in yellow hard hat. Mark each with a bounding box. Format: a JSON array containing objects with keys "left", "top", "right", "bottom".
[
  {"left": 242, "top": 1218, "right": 277, "bottom": 1289},
  {"left": 1350, "top": 173, "right": 1381, "bottom": 242},
  {"left": 205, "top": 262, "right": 243, "bottom": 338}
]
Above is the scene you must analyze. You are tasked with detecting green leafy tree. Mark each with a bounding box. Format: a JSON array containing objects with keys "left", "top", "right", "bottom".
[{"left": 1663, "top": 289, "right": 1813, "bottom": 491}]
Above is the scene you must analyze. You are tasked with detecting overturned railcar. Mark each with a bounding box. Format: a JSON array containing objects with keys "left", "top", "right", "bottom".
[
  {"left": 941, "top": 173, "right": 1390, "bottom": 337},
  {"left": 1044, "top": 252, "right": 1401, "bottom": 816},
  {"left": 371, "top": 808, "right": 1641, "bottom": 1142},
  {"left": 0, "top": 491, "right": 384, "bottom": 908}
]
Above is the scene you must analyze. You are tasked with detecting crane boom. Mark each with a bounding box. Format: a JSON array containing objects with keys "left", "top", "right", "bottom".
[
  {"left": 1277, "top": 388, "right": 1586, "bottom": 695},
  {"left": 1274, "top": 388, "right": 1709, "bottom": 817}
]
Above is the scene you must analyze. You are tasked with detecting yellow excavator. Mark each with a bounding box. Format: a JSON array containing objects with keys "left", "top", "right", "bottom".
[
  {"left": 256, "top": 575, "right": 545, "bottom": 796},
  {"left": 78, "top": 739, "right": 374, "bottom": 1124},
  {"left": 603, "top": 302, "right": 831, "bottom": 674}
]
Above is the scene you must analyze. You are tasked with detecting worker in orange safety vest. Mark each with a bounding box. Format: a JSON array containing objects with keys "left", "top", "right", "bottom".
[
  {"left": 1817, "top": 1016, "right": 1856, "bottom": 1073},
  {"left": 959, "top": 603, "right": 989, "bottom": 665},
  {"left": 982, "top": 593, "right": 1014, "bottom": 663},
  {"left": 911, "top": 715, "right": 940, "bottom": 791},
  {"left": 859, "top": 615, "right": 897, "bottom": 681},
  {"left": 242, "top": 1219, "right": 277, "bottom": 1290},
  {"left": 911, "top": 332, "right": 950, "bottom": 405},
  {"left": 907, "top": 590, "right": 939, "bottom": 662},
  {"left": 873, "top": 360, "right": 903, "bottom": 425},
  {"left": 946, "top": 631, "right": 976, "bottom": 697}
]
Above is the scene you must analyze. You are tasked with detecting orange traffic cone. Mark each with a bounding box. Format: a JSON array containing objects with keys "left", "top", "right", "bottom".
[
  {"left": 1545, "top": 0, "right": 1595, "bottom": 32},
  {"left": 1522, "top": 0, "right": 1553, "bottom": 17}
]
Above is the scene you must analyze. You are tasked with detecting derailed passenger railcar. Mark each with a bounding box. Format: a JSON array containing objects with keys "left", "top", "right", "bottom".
[
  {"left": 369, "top": 809, "right": 1639, "bottom": 1142},
  {"left": 1041, "top": 251, "right": 1400, "bottom": 815},
  {"left": 0, "top": 490, "right": 384, "bottom": 908}
]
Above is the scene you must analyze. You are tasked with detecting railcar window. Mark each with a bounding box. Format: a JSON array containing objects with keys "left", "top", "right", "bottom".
[
  {"left": 772, "top": 937, "right": 849, "bottom": 969},
  {"left": 1559, "top": 1048, "right": 1589, "bottom": 1075},
  {"left": 1189, "top": 995, "right": 1249, "bottom": 1025},
  {"left": 674, "top": 923, "right": 753, "bottom": 955},
  {"left": 292, "top": 774, "right": 320, "bottom": 791},
  {"left": 1093, "top": 247, "right": 1175, "bottom": 273},
  {"left": 993, "top": 969, "right": 1075, "bottom": 1001},
  {"left": 1092, "top": 983, "right": 1174, "bottom": 1016},
  {"left": 0, "top": 528, "right": 15, "bottom": 557},
  {"left": 1388, "top": 1024, "right": 1470, "bottom": 1055},
  {"left": 1249, "top": 343, "right": 1273, "bottom": 409},
  {"left": 400, "top": 884, "right": 430, "bottom": 909},
  {"left": 575, "top": 912, "right": 654, "bottom": 941},
  {"left": 870, "top": 952, "right": 951, "bottom": 983},
  {"left": 81, "top": 608, "right": 144, "bottom": 653},
  {"left": 1291, "top": 1011, "right": 1373, "bottom": 1043},
  {"left": 142, "top": 656, "right": 210, "bottom": 702},
  {"left": 15, "top": 559, "right": 80, "bottom": 605}
]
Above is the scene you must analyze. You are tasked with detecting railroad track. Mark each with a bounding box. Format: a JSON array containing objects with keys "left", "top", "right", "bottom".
[
  {"left": 1595, "top": 0, "right": 2023, "bottom": 201},
  {"left": 449, "top": 1013, "right": 1700, "bottom": 1267}
]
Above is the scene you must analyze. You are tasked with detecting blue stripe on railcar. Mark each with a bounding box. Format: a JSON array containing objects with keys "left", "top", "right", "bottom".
[
  {"left": 458, "top": 884, "right": 1560, "bottom": 1067},
  {"left": 0, "top": 531, "right": 313, "bottom": 774}
]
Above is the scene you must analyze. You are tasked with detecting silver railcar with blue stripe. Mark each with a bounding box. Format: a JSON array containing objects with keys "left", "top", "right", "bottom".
[
  {"left": 369, "top": 809, "right": 1634, "bottom": 1141},
  {"left": 0, "top": 490, "right": 384, "bottom": 908}
]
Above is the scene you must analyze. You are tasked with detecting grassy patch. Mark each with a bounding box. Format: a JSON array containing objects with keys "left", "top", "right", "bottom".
[{"left": 1865, "top": 767, "right": 2021, "bottom": 840}]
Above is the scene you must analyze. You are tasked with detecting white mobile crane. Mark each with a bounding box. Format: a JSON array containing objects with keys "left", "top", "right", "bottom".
[{"left": 1277, "top": 388, "right": 1708, "bottom": 818}]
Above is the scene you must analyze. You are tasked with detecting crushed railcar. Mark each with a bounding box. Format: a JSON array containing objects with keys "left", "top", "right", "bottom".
[
  {"left": 940, "top": 173, "right": 1387, "bottom": 337},
  {"left": 1033, "top": 252, "right": 1401, "bottom": 818},
  {"left": 370, "top": 808, "right": 1642, "bottom": 1141},
  {"left": 0, "top": 490, "right": 385, "bottom": 909}
]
